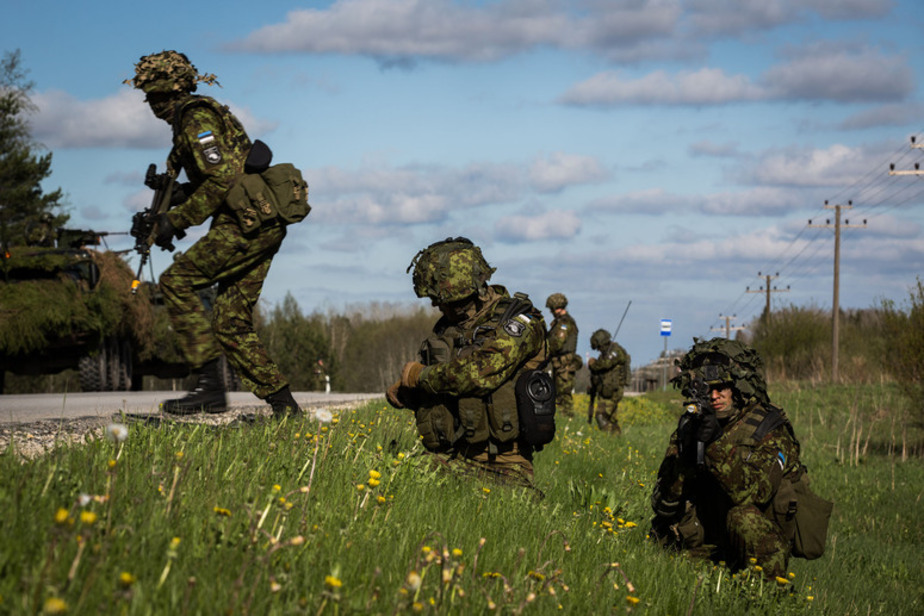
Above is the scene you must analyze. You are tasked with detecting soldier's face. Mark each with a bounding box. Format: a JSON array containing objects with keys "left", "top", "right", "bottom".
[
  {"left": 709, "top": 385, "right": 734, "bottom": 417},
  {"left": 145, "top": 92, "right": 178, "bottom": 122},
  {"left": 436, "top": 294, "right": 478, "bottom": 323}
]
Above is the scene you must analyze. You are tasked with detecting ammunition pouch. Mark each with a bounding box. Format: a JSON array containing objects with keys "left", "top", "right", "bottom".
[
  {"left": 790, "top": 472, "right": 833, "bottom": 560},
  {"left": 226, "top": 163, "right": 310, "bottom": 233}
]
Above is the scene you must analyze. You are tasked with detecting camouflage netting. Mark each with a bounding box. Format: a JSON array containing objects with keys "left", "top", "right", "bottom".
[
  {"left": 123, "top": 50, "right": 219, "bottom": 94},
  {"left": 0, "top": 249, "right": 179, "bottom": 362}
]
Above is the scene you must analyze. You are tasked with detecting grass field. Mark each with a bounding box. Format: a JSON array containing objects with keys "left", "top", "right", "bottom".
[{"left": 1, "top": 385, "right": 922, "bottom": 615}]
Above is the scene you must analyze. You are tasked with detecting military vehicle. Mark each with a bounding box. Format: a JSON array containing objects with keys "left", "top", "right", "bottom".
[{"left": 0, "top": 229, "right": 229, "bottom": 392}]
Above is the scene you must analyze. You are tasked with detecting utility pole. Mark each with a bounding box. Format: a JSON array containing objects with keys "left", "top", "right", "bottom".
[
  {"left": 808, "top": 201, "right": 867, "bottom": 383},
  {"left": 711, "top": 314, "right": 746, "bottom": 339},
  {"left": 746, "top": 272, "right": 789, "bottom": 322},
  {"left": 888, "top": 136, "right": 924, "bottom": 176}
]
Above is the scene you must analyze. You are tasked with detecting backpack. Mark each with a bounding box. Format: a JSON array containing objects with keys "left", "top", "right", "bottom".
[{"left": 226, "top": 163, "right": 311, "bottom": 232}]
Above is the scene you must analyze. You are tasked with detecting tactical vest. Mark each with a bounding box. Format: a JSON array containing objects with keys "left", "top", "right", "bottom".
[
  {"left": 591, "top": 341, "right": 629, "bottom": 396},
  {"left": 549, "top": 314, "right": 578, "bottom": 356},
  {"left": 413, "top": 292, "right": 545, "bottom": 453},
  {"left": 167, "top": 95, "right": 251, "bottom": 182}
]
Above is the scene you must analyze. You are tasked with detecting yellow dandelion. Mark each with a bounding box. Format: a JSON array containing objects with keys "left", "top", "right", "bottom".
[
  {"left": 626, "top": 596, "right": 640, "bottom": 605},
  {"left": 108, "top": 459, "right": 117, "bottom": 469},
  {"left": 624, "top": 521, "right": 638, "bottom": 528},
  {"left": 452, "top": 548, "right": 463, "bottom": 557},
  {"left": 213, "top": 506, "right": 232, "bottom": 517},
  {"left": 272, "top": 484, "right": 282, "bottom": 493},
  {"left": 368, "top": 478, "right": 380, "bottom": 487},
  {"left": 753, "top": 565, "right": 763, "bottom": 572},
  {"left": 79, "top": 511, "right": 98, "bottom": 525},
  {"left": 377, "top": 495, "right": 387, "bottom": 504},
  {"left": 175, "top": 451, "right": 184, "bottom": 460},
  {"left": 775, "top": 576, "right": 790, "bottom": 585},
  {"left": 43, "top": 597, "right": 68, "bottom": 614},
  {"left": 788, "top": 572, "right": 796, "bottom": 579},
  {"left": 356, "top": 484, "right": 365, "bottom": 491},
  {"left": 169, "top": 537, "right": 181, "bottom": 549},
  {"left": 421, "top": 546, "right": 432, "bottom": 554},
  {"left": 748, "top": 557, "right": 758, "bottom": 565},
  {"left": 412, "top": 602, "right": 423, "bottom": 612},
  {"left": 807, "top": 596, "right": 814, "bottom": 602},
  {"left": 369, "top": 469, "right": 382, "bottom": 479},
  {"left": 54, "top": 508, "right": 69, "bottom": 525},
  {"left": 397, "top": 452, "right": 405, "bottom": 460},
  {"left": 482, "top": 487, "right": 491, "bottom": 494},
  {"left": 324, "top": 575, "right": 342, "bottom": 589},
  {"left": 119, "top": 572, "right": 136, "bottom": 587}
]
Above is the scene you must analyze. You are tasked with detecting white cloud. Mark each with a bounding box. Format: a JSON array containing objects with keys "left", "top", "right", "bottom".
[
  {"left": 495, "top": 209, "right": 581, "bottom": 242},
  {"left": 838, "top": 103, "right": 924, "bottom": 130},
  {"left": 528, "top": 152, "right": 609, "bottom": 193},
  {"left": 559, "top": 68, "right": 766, "bottom": 106},
  {"left": 688, "top": 0, "right": 890, "bottom": 36},
  {"left": 737, "top": 143, "right": 879, "bottom": 187},
  {"left": 31, "top": 89, "right": 277, "bottom": 150}
]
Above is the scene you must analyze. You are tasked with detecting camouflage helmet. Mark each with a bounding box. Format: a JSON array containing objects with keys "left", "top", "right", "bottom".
[
  {"left": 672, "top": 337, "right": 769, "bottom": 405},
  {"left": 407, "top": 237, "right": 495, "bottom": 303},
  {"left": 123, "top": 50, "right": 219, "bottom": 94},
  {"left": 546, "top": 293, "right": 568, "bottom": 310},
  {"left": 590, "top": 328, "right": 611, "bottom": 350}
]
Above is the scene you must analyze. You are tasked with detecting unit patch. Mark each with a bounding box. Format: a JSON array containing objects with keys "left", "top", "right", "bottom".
[
  {"left": 503, "top": 314, "right": 531, "bottom": 337},
  {"left": 198, "top": 131, "right": 222, "bottom": 165}
]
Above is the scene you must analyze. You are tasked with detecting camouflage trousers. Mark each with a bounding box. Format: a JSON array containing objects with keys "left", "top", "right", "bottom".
[
  {"left": 660, "top": 503, "right": 790, "bottom": 580},
  {"left": 593, "top": 393, "right": 623, "bottom": 434},
  {"left": 551, "top": 363, "right": 577, "bottom": 417},
  {"left": 159, "top": 222, "right": 288, "bottom": 399}
]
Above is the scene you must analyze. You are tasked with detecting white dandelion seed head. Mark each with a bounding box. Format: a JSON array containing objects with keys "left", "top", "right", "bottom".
[
  {"left": 105, "top": 423, "right": 129, "bottom": 443},
  {"left": 315, "top": 408, "right": 333, "bottom": 424},
  {"left": 78, "top": 493, "right": 92, "bottom": 507}
]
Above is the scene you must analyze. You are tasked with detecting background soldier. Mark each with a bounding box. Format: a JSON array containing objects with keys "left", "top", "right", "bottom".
[
  {"left": 545, "top": 293, "right": 581, "bottom": 417},
  {"left": 587, "top": 329, "right": 629, "bottom": 434},
  {"left": 385, "top": 237, "right": 550, "bottom": 489},
  {"left": 648, "top": 337, "right": 829, "bottom": 579},
  {"left": 125, "top": 51, "right": 299, "bottom": 418}
]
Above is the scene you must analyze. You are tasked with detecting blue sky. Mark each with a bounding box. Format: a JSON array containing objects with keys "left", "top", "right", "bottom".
[{"left": 4, "top": 0, "right": 924, "bottom": 366}]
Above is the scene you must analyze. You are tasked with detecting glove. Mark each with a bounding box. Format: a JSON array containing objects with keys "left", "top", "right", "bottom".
[
  {"left": 695, "top": 412, "right": 722, "bottom": 446},
  {"left": 386, "top": 380, "right": 405, "bottom": 409},
  {"left": 170, "top": 181, "right": 192, "bottom": 206},
  {"left": 587, "top": 357, "right": 596, "bottom": 368},
  {"left": 400, "top": 361, "right": 425, "bottom": 388},
  {"left": 153, "top": 213, "right": 177, "bottom": 251}
]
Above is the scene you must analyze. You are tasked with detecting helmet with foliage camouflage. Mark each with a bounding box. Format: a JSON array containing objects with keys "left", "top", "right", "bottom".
[
  {"left": 123, "top": 50, "right": 219, "bottom": 94},
  {"left": 672, "top": 337, "right": 769, "bottom": 405},
  {"left": 590, "top": 328, "right": 611, "bottom": 350},
  {"left": 407, "top": 237, "right": 495, "bottom": 304},
  {"left": 546, "top": 293, "right": 568, "bottom": 310}
]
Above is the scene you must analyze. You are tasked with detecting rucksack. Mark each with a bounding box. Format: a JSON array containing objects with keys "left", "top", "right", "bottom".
[{"left": 226, "top": 163, "right": 311, "bottom": 232}]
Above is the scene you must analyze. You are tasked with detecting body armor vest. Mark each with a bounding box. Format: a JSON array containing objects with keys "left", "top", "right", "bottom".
[{"left": 413, "top": 293, "right": 544, "bottom": 453}]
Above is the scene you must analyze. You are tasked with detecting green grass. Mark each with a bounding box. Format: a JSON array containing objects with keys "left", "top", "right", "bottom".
[{"left": 1, "top": 387, "right": 922, "bottom": 614}]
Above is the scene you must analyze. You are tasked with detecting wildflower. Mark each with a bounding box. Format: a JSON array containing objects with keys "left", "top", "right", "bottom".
[
  {"left": 290, "top": 535, "right": 306, "bottom": 546},
  {"left": 108, "top": 459, "right": 117, "bottom": 469},
  {"left": 807, "top": 596, "right": 814, "bottom": 602},
  {"left": 442, "top": 569, "right": 452, "bottom": 583},
  {"left": 324, "top": 575, "right": 343, "bottom": 589},
  {"left": 78, "top": 494, "right": 92, "bottom": 507},
  {"left": 213, "top": 506, "right": 232, "bottom": 517},
  {"left": 80, "top": 511, "right": 98, "bottom": 525},
  {"left": 377, "top": 495, "right": 387, "bottom": 504},
  {"left": 315, "top": 408, "right": 333, "bottom": 423},
  {"left": 452, "top": 548, "right": 463, "bottom": 557},
  {"left": 788, "top": 572, "right": 796, "bottom": 579},
  {"left": 270, "top": 580, "right": 282, "bottom": 592},
  {"left": 119, "top": 572, "right": 136, "bottom": 587},
  {"left": 397, "top": 452, "right": 405, "bottom": 460},
  {"left": 54, "top": 508, "right": 70, "bottom": 525},
  {"left": 775, "top": 576, "right": 790, "bottom": 585},
  {"left": 406, "top": 571, "right": 422, "bottom": 591},
  {"left": 356, "top": 484, "right": 366, "bottom": 491},
  {"left": 43, "top": 597, "right": 68, "bottom": 614},
  {"left": 368, "top": 478, "right": 380, "bottom": 487},
  {"left": 412, "top": 602, "right": 423, "bottom": 612},
  {"left": 482, "top": 488, "right": 491, "bottom": 494},
  {"left": 272, "top": 484, "right": 282, "bottom": 493},
  {"left": 626, "top": 595, "right": 640, "bottom": 605},
  {"left": 105, "top": 422, "right": 129, "bottom": 443},
  {"left": 624, "top": 521, "right": 638, "bottom": 528},
  {"left": 421, "top": 546, "right": 432, "bottom": 554},
  {"left": 369, "top": 470, "right": 382, "bottom": 479}
]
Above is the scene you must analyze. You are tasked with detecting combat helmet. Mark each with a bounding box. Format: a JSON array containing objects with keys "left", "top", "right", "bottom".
[
  {"left": 546, "top": 293, "right": 568, "bottom": 310},
  {"left": 672, "top": 337, "right": 769, "bottom": 405},
  {"left": 407, "top": 237, "right": 495, "bottom": 303},
  {"left": 124, "top": 50, "right": 219, "bottom": 94},
  {"left": 590, "top": 329, "right": 611, "bottom": 350}
]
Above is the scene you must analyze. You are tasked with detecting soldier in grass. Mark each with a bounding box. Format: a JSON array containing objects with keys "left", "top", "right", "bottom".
[
  {"left": 587, "top": 329, "right": 629, "bottom": 434},
  {"left": 649, "top": 337, "right": 832, "bottom": 579},
  {"left": 125, "top": 51, "right": 300, "bottom": 418},
  {"left": 385, "top": 237, "right": 553, "bottom": 489},
  {"left": 545, "top": 293, "right": 581, "bottom": 418}
]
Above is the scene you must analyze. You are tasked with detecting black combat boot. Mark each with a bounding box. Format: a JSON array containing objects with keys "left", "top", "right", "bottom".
[
  {"left": 265, "top": 385, "right": 301, "bottom": 418},
  {"left": 163, "top": 358, "right": 228, "bottom": 415}
]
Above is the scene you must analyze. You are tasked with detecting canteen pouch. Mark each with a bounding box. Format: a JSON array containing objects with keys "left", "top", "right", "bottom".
[{"left": 515, "top": 369, "right": 556, "bottom": 448}]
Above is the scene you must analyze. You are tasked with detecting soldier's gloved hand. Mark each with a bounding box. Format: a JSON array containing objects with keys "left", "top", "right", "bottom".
[
  {"left": 153, "top": 213, "right": 177, "bottom": 251},
  {"left": 386, "top": 380, "right": 405, "bottom": 409},
  {"left": 400, "top": 361, "right": 425, "bottom": 388},
  {"left": 695, "top": 412, "right": 722, "bottom": 445},
  {"left": 170, "top": 181, "right": 192, "bottom": 206},
  {"left": 588, "top": 357, "right": 596, "bottom": 368}
]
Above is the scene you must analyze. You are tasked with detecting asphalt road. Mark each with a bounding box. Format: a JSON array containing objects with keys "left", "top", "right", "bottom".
[{"left": 0, "top": 391, "right": 383, "bottom": 425}]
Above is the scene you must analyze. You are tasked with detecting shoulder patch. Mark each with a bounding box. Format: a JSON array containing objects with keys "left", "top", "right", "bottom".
[
  {"left": 503, "top": 313, "right": 532, "bottom": 337},
  {"left": 198, "top": 131, "right": 222, "bottom": 165}
]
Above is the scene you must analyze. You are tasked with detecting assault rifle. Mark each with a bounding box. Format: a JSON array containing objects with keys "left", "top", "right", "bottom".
[
  {"left": 678, "top": 375, "right": 713, "bottom": 467},
  {"left": 57, "top": 229, "right": 128, "bottom": 249},
  {"left": 129, "top": 164, "right": 181, "bottom": 293}
]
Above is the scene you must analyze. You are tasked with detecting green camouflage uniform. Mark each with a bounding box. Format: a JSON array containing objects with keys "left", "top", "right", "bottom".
[
  {"left": 547, "top": 311, "right": 579, "bottom": 417},
  {"left": 650, "top": 400, "right": 802, "bottom": 579},
  {"left": 401, "top": 284, "right": 548, "bottom": 488},
  {"left": 157, "top": 94, "right": 289, "bottom": 398},
  {"left": 588, "top": 339, "right": 628, "bottom": 433},
  {"left": 649, "top": 337, "right": 805, "bottom": 579}
]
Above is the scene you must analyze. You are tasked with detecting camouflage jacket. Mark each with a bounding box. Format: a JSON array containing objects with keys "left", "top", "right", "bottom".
[
  {"left": 652, "top": 400, "right": 802, "bottom": 519},
  {"left": 547, "top": 312, "right": 578, "bottom": 357},
  {"left": 165, "top": 95, "right": 252, "bottom": 231},
  {"left": 417, "top": 285, "right": 547, "bottom": 398},
  {"left": 589, "top": 340, "right": 628, "bottom": 394}
]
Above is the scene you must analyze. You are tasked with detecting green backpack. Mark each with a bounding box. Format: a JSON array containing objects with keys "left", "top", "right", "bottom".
[{"left": 226, "top": 163, "right": 311, "bottom": 232}]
